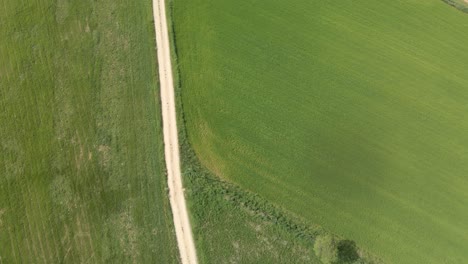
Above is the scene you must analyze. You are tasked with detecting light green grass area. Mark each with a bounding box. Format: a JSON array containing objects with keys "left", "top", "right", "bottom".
[
  {"left": 0, "top": 0, "right": 179, "bottom": 263},
  {"left": 172, "top": 0, "right": 468, "bottom": 263}
]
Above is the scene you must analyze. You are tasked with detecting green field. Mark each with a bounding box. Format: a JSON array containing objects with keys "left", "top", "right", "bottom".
[
  {"left": 172, "top": 0, "right": 468, "bottom": 263},
  {"left": 0, "top": 0, "right": 179, "bottom": 262}
]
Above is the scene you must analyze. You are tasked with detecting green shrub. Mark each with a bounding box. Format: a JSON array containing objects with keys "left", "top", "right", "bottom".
[
  {"left": 337, "top": 240, "right": 359, "bottom": 263},
  {"left": 314, "top": 235, "right": 361, "bottom": 264}
]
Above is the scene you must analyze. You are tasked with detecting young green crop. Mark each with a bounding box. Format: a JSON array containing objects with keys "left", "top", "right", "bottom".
[{"left": 172, "top": 0, "right": 468, "bottom": 263}]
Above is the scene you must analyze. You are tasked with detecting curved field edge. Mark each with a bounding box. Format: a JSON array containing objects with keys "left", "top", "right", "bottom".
[
  {"left": 169, "top": 0, "right": 468, "bottom": 263},
  {"left": 0, "top": 0, "right": 179, "bottom": 262},
  {"left": 165, "top": 1, "right": 383, "bottom": 263}
]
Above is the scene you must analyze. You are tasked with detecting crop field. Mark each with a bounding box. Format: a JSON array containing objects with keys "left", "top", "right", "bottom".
[
  {"left": 172, "top": 0, "right": 468, "bottom": 263},
  {"left": 0, "top": 0, "right": 178, "bottom": 263}
]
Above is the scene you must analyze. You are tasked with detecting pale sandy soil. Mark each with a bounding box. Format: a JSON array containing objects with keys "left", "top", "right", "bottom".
[{"left": 152, "top": 1, "right": 198, "bottom": 263}]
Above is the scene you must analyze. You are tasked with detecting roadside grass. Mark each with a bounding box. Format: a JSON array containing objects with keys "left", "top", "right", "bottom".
[
  {"left": 171, "top": 0, "right": 468, "bottom": 263},
  {"left": 0, "top": 0, "right": 179, "bottom": 263}
]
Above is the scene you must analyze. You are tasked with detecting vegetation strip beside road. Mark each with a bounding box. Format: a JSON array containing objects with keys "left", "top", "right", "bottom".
[{"left": 152, "top": 0, "right": 198, "bottom": 263}]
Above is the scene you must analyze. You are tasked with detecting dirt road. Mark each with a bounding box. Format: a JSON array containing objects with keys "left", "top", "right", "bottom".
[{"left": 152, "top": 0, "right": 198, "bottom": 263}]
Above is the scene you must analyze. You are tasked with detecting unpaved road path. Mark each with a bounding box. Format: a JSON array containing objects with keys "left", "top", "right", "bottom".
[{"left": 152, "top": 0, "right": 198, "bottom": 263}]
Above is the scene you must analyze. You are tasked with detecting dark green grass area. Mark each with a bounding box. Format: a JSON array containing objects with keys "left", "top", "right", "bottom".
[
  {"left": 0, "top": 0, "right": 179, "bottom": 263},
  {"left": 172, "top": 0, "right": 468, "bottom": 263}
]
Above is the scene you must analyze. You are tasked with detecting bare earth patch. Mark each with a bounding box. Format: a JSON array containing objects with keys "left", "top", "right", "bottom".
[
  {"left": 98, "top": 145, "right": 110, "bottom": 168},
  {"left": 0, "top": 209, "right": 5, "bottom": 228}
]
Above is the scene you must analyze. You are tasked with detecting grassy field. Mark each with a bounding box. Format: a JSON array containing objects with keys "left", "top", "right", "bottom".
[
  {"left": 166, "top": 1, "right": 380, "bottom": 262},
  {"left": 0, "top": 0, "right": 179, "bottom": 263},
  {"left": 172, "top": 0, "right": 468, "bottom": 263}
]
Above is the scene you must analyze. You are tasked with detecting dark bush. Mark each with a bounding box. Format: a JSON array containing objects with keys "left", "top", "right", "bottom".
[
  {"left": 314, "top": 235, "right": 362, "bottom": 264},
  {"left": 337, "top": 239, "right": 359, "bottom": 263}
]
